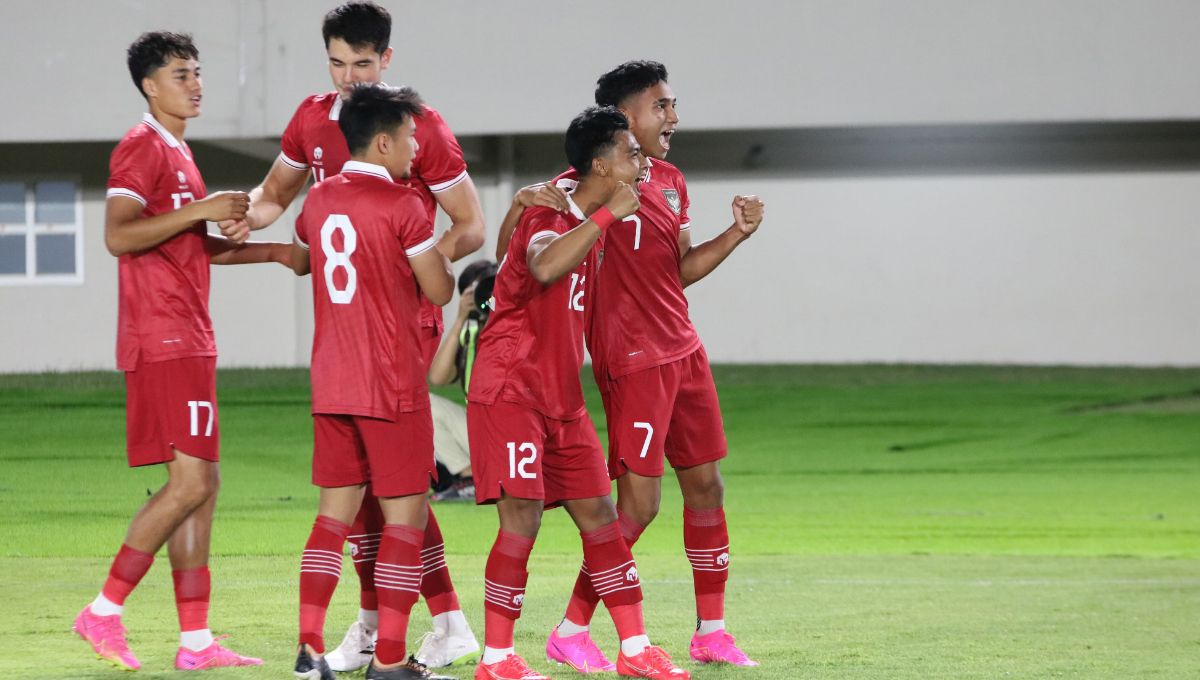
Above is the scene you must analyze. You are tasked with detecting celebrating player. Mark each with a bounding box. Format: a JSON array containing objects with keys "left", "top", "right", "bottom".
[
  {"left": 73, "top": 31, "right": 291, "bottom": 672},
  {"left": 225, "top": 1, "right": 483, "bottom": 669},
  {"left": 289, "top": 84, "right": 456, "bottom": 680},
  {"left": 467, "top": 106, "right": 688, "bottom": 680},
  {"left": 543, "top": 62, "right": 765, "bottom": 670}
]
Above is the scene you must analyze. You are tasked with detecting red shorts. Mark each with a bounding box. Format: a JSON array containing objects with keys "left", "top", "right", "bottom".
[
  {"left": 125, "top": 356, "right": 219, "bottom": 466},
  {"left": 467, "top": 401, "right": 611, "bottom": 507},
  {"left": 312, "top": 409, "right": 435, "bottom": 498},
  {"left": 602, "top": 346, "right": 727, "bottom": 478}
]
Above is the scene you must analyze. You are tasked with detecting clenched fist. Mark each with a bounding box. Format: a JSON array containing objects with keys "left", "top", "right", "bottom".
[
  {"left": 732, "top": 195, "right": 764, "bottom": 236},
  {"left": 195, "top": 191, "right": 250, "bottom": 224},
  {"left": 604, "top": 181, "right": 640, "bottom": 221}
]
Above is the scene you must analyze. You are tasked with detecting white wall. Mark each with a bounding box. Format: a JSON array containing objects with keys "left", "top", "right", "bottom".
[{"left": 3, "top": 0, "right": 1200, "bottom": 142}]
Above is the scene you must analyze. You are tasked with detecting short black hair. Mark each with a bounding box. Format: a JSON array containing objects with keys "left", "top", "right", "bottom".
[
  {"left": 564, "top": 106, "right": 630, "bottom": 178},
  {"left": 458, "top": 260, "right": 498, "bottom": 294},
  {"left": 126, "top": 32, "right": 199, "bottom": 98},
  {"left": 323, "top": 1, "right": 391, "bottom": 54},
  {"left": 339, "top": 83, "right": 424, "bottom": 155},
  {"left": 594, "top": 60, "right": 669, "bottom": 108}
]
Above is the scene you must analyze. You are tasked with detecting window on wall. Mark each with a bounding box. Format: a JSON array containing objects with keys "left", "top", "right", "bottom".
[{"left": 0, "top": 179, "right": 84, "bottom": 285}]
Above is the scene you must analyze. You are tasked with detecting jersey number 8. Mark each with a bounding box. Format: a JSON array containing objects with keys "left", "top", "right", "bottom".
[{"left": 320, "top": 214, "right": 358, "bottom": 304}]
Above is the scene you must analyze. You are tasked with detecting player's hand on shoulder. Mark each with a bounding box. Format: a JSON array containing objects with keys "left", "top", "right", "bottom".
[
  {"left": 604, "top": 181, "right": 640, "bottom": 220},
  {"left": 732, "top": 194, "right": 764, "bottom": 236},
  {"left": 196, "top": 191, "right": 250, "bottom": 225},
  {"left": 515, "top": 181, "right": 569, "bottom": 212}
]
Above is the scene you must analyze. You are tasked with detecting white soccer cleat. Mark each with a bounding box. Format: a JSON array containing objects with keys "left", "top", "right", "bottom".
[
  {"left": 413, "top": 626, "right": 481, "bottom": 668},
  {"left": 324, "top": 620, "right": 376, "bottom": 672}
]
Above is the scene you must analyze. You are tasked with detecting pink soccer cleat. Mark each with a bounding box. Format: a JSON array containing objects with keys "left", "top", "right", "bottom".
[
  {"left": 73, "top": 606, "right": 140, "bottom": 671},
  {"left": 616, "top": 646, "right": 689, "bottom": 679},
  {"left": 688, "top": 630, "right": 758, "bottom": 666},
  {"left": 546, "top": 627, "right": 616, "bottom": 673},
  {"left": 175, "top": 636, "right": 264, "bottom": 670}
]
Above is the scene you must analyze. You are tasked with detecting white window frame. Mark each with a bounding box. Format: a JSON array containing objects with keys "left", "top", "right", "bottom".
[{"left": 0, "top": 176, "right": 84, "bottom": 286}]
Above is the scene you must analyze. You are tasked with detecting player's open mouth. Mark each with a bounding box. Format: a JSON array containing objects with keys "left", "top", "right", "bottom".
[{"left": 660, "top": 129, "right": 675, "bottom": 148}]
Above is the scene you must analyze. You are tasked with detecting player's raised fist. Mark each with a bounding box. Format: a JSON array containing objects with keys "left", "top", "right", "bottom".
[
  {"left": 604, "top": 181, "right": 640, "bottom": 220},
  {"left": 732, "top": 194, "right": 764, "bottom": 236},
  {"left": 196, "top": 191, "right": 251, "bottom": 223}
]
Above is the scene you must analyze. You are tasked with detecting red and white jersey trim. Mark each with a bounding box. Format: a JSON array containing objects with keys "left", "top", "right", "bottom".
[
  {"left": 405, "top": 236, "right": 437, "bottom": 257},
  {"left": 427, "top": 169, "right": 468, "bottom": 193},
  {"left": 140, "top": 113, "right": 190, "bottom": 159},
  {"left": 341, "top": 160, "right": 393, "bottom": 182},
  {"left": 106, "top": 187, "right": 147, "bottom": 206},
  {"left": 529, "top": 229, "right": 559, "bottom": 245},
  {"left": 293, "top": 232, "right": 310, "bottom": 250},
  {"left": 279, "top": 151, "right": 308, "bottom": 170}
]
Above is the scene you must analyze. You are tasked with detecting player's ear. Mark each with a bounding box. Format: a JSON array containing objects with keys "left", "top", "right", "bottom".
[
  {"left": 379, "top": 47, "right": 393, "bottom": 70},
  {"left": 592, "top": 156, "right": 608, "bottom": 178},
  {"left": 375, "top": 131, "right": 392, "bottom": 156},
  {"left": 141, "top": 77, "right": 158, "bottom": 99}
]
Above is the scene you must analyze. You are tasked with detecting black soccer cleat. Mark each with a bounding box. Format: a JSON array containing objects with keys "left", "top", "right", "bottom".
[
  {"left": 294, "top": 645, "right": 337, "bottom": 680},
  {"left": 365, "top": 655, "right": 456, "bottom": 680}
]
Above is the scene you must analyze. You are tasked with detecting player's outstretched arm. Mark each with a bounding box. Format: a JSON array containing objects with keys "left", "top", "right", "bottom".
[
  {"left": 216, "top": 157, "right": 308, "bottom": 242},
  {"left": 205, "top": 234, "right": 292, "bottom": 267},
  {"left": 428, "top": 283, "right": 476, "bottom": 386},
  {"left": 528, "top": 182, "right": 638, "bottom": 285},
  {"left": 411, "top": 248, "right": 455, "bottom": 306},
  {"left": 678, "top": 194, "right": 764, "bottom": 288},
  {"left": 105, "top": 191, "right": 249, "bottom": 256},
  {"left": 433, "top": 177, "right": 486, "bottom": 262},
  {"left": 496, "top": 182, "right": 570, "bottom": 260}
]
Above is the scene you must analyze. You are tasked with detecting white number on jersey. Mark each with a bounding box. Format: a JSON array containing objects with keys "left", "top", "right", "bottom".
[
  {"left": 187, "top": 400, "right": 215, "bottom": 437},
  {"left": 568, "top": 273, "right": 586, "bottom": 311},
  {"left": 320, "top": 214, "right": 358, "bottom": 304},
  {"left": 624, "top": 215, "right": 643, "bottom": 251},
  {"left": 171, "top": 192, "right": 196, "bottom": 210},
  {"left": 507, "top": 442, "right": 539, "bottom": 479}
]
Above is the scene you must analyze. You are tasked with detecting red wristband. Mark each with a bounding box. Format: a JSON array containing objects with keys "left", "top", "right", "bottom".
[{"left": 590, "top": 206, "right": 617, "bottom": 232}]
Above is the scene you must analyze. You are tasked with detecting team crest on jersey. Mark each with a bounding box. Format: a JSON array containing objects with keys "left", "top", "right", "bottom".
[
  {"left": 314, "top": 146, "right": 324, "bottom": 161},
  {"left": 176, "top": 170, "right": 186, "bottom": 184},
  {"left": 662, "top": 189, "right": 681, "bottom": 215}
]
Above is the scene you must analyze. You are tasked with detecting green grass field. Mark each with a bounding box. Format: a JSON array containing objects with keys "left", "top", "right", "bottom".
[{"left": 1, "top": 365, "right": 1198, "bottom": 678}]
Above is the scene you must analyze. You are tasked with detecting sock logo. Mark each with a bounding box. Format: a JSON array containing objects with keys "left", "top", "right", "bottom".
[
  {"left": 716, "top": 552, "right": 730, "bottom": 566},
  {"left": 512, "top": 593, "right": 524, "bottom": 606},
  {"left": 625, "top": 566, "right": 639, "bottom": 582}
]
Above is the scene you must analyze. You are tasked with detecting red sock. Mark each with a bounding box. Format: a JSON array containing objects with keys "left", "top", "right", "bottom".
[
  {"left": 101, "top": 544, "right": 155, "bottom": 606},
  {"left": 582, "top": 522, "right": 644, "bottom": 639},
  {"left": 565, "top": 511, "right": 645, "bottom": 626},
  {"left": 299, "top": 515, "right": 351, "bottom": 653},
  {"left": 483, "top": 530, "right": 534, "bottom": 649},
  {"left": 420, "top": 506, "right": 459, "bottom": 617},
  {"left": 375, "top": 524, "right": 424, "bottom": 665},
  {"left": 348, "top": 494, "right": 383, "bottom": 612},
  {"left": 683, "top": 506, "right": 729, "bottom": 621},
  {"left": 172, "top": 567, "right": 210, "bottom": 633}
]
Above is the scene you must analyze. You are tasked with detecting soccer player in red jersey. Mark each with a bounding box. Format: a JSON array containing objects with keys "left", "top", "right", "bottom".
[
  {"left": 467, "top": 106, "right": 688, "bottom": 680},
  {"left": 73, "top": 31, "right": 291, "bottom": 672},
  {"left": 535, "top": 62, "right": 765, "bottom": 670},
  {"left": 223, "top": 2, "right": 484, "bottom": 669},
  {"left": 289, "top": 84, "right": 457, "bottom": 680}
]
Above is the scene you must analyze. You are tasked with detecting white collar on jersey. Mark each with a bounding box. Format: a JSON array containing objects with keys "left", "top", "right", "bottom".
[
  {"left": 141, "top": 112, "right": 189, "bottom": 156},
  {"left": 328, "top": 96, "right": 343, "bottom": 120},
  {"left": 342, "top": 160, "right": 393, "bottom": 182},
  {"left": 565, "top": 193, "right": 586, "bottom": 221}
]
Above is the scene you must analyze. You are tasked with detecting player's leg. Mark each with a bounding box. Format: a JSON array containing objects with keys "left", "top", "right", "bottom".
[
  {"left": 76, "top": 358, "right": 222, "bottom": 671},
  {"left": 553, "top": 367, "right": 670, "bottom": 656},
  {"left": 468, "top": 401, "right": 549, "bottom": 680},
  {"left": 367, "top": 492, "right": 429, "bottom": 675},
  {"left": 667, "top": 348, "right": 755, "bottom": 666},
  {"left": 562, "top": 496, "right": 689, "bottom": 680},
  {"left": 295, "top": 415, "right": 369, "bottom": 680},
  {"left": 326, "top": 495, "right": 382, "bottom": 672},
  {"left": 412, "top": 503, "right": 480, "bottom": 667}
]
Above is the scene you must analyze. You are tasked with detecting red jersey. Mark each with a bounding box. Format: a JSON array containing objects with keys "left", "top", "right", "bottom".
[
  {"left": 106, "top": 113, "right": 213, "bottom": 372},
  {"left": 279, "top": 92, "right": 467, "bottom": 334},
  {"left": 294, "top": 160, "right": 437, "bottom": 420},
  {"left": 467, "top": 200, "right": 595, "bottom": 420},
  {"left": 555, "top": 158, "right": 700, "bottom": 378}
]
